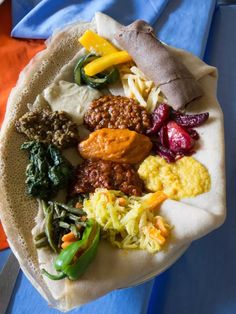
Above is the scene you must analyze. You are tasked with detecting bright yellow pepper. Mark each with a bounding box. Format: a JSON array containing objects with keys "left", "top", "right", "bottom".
[
  {"left": 84, "top": 51, "right": 132, "bottom": 76},
  {"left": 79, "top": 30, "right": 118, "bottom": 56}
]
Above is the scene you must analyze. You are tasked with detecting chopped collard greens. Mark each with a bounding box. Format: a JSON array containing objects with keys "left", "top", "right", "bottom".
[{"left": 21, "top": 141, "right": 73, "bottom": 199}]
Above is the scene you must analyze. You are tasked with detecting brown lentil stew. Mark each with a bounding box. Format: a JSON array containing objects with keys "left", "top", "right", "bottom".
[
  {"left": 84, "top": 95, "right": 151, "bottom": 133},
  {"left": 15, "top": 110, "right": 79, "bottom": 149},
  {"left": 70, "top": 160, "right": 144, "bottom": 196}
]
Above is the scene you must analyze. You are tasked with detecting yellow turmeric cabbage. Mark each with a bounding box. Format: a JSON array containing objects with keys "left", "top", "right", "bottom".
[{"left": 83, "top": 189, "right": 170, "bottom": 253}]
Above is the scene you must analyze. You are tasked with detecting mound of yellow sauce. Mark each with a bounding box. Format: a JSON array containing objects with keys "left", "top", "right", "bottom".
[{"left": 138, "top": 156, "right": 211, "bottom": 200}]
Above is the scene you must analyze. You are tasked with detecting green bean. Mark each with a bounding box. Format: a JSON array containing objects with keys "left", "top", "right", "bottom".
[
  {"left": 45, "top": 207, "right": 58, "bottom": 253},
  {"left": 50, "top": 201, "right": 86, "bottom": 216},
  {"left": 59, "top": 221, "right": 70, "bottom": 229},
  {"left": 53, "top": 203, "right": 61, "bottom": 216},
  {"left": 35, "top": 238, "right": 49, "bottom": 249},
  {"left": 70, "top": 224, "right": 79, "bottom": 238},
  {"left": 76, "top": 221, "right": 87, "bottom": 227},
  {"left": 34, "top": 232, "right": 46, "bottom": 241},
  {"left": 68, "top": 213, "right": 80, "bottom": 221},
  {"left": 41, "top": 200, "right": 49, "bottom": 216},
  {"left": 60, "top": 210, "right": 66, "bottom": 219},
  {"left": 39, "top": 200, "right": 88, "bottom": 253}
]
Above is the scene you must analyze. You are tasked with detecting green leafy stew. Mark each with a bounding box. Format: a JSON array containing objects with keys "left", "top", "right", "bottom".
[{"left": 21, "top": 141, "right": 73, "bottom": 199}]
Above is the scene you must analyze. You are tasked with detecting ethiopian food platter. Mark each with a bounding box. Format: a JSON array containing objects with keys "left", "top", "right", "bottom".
[{"left": 0, "top": 13, "right": 226, "bottom": 311}]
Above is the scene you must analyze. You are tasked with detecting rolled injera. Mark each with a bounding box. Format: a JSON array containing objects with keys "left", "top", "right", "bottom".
[{"left": 115, "top": 20, "right": 203, "bottom": 110}]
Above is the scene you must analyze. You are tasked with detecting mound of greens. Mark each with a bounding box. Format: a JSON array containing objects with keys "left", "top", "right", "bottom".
[{"left": 21, "top": 141, "right": 73, "bottom": 199}]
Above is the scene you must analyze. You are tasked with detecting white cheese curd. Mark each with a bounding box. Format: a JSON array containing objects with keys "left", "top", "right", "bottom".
[{"left": 43, "top": 80, "right": 102, "bottom": 125}]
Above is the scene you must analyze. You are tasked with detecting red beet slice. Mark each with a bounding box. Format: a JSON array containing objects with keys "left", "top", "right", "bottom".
[
  {"left": 147, "top": 103, "right": 170, "bottom": 134},
  {"left": 172, "top": 112, "right": 209, "bottom": 127},
  {"left": 156, "top": 144, "right": 176, "bottom": 163},
  {"left": 186, "top": 128, "right": 200, "bottom": 140},
  {"left": 158, "top": 124, "right": 169, "bottom": 147},
  {"left": 167, "top": 121, "right": 194, "bottom": 153}
]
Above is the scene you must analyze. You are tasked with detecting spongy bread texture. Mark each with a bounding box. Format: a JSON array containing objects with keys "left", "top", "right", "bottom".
[
  {"left": 0, "top": 14, "right": 226, "bottom": 312},
  {"left": 0, "top": 21, "right": 95, "bottom": 309}
]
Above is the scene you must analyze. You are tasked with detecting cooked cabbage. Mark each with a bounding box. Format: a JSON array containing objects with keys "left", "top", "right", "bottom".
[{"left": 83, "top": 189, "right": 170, "bottom": 253}]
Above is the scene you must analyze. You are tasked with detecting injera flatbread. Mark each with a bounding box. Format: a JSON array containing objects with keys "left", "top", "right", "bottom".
[{"left": 0, "top": 13, "right": 226, "bottom": 312}]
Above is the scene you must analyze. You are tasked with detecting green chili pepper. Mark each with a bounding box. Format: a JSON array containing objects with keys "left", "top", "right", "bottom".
[
  {"left": 81, "top": 67, "right": 119, "bottom": 89},
  {"left": 41, "top": 270, "right": 67, "bottom": 280},
  {"left": 42, "top": 219, "right": 100, "bottom": 281},
  {"left": 74, "top": 53, "right": 119, "bottom": 89},
  {"left": 63, "top": 222, "right": 100, "bottom": 280},
  {"left": 74, "top": 54, "right": 97, "bottom": 85}
]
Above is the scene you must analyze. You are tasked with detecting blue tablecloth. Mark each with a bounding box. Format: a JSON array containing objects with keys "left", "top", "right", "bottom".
[
  {"left": 148, "top": 5, "right": 236, "bottom": 314},
  {"left": 1, "top": 1, "right": 236, "bottom": 314},
  {"left": 11, "top": 0, "right": 169, "bottom": 39}
]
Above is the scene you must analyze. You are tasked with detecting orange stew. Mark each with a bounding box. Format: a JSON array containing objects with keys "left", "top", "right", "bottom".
[{"left": 79, "top": 128, "right": 152, "bottom": 164}]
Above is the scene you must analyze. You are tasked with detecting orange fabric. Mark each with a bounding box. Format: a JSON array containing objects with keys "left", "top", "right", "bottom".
[
  {"left": 0, "top": 0, "right": 45, "bottom": 126},
  {"left": 0, "top": 223, "right": 8, "bottom": 251},
  {"left": 0, "top": 0, "right": 45, "bottom": 250}
]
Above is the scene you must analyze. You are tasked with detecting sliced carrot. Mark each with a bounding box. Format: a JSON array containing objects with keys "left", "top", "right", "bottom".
[
  {"left": 155, "top": 217, "right": 169, "bottom": 237},
  {"left": 149, "top": 226, "right": 167, "bottom": 245},
  {"left": 118, "top": 197, "right": 127, "bottom": 207},
  {"left": 62, "top": 232, "right": 76, "bottom": 242},
  {"left": 61, "top": 241, "right": 74, "bottom": 249},
  {"left": 157, "top": 234, "right": 166, "bottom": 245},
  {"left": 142, "top": 191, "right": 167, "bottom": 211}
]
